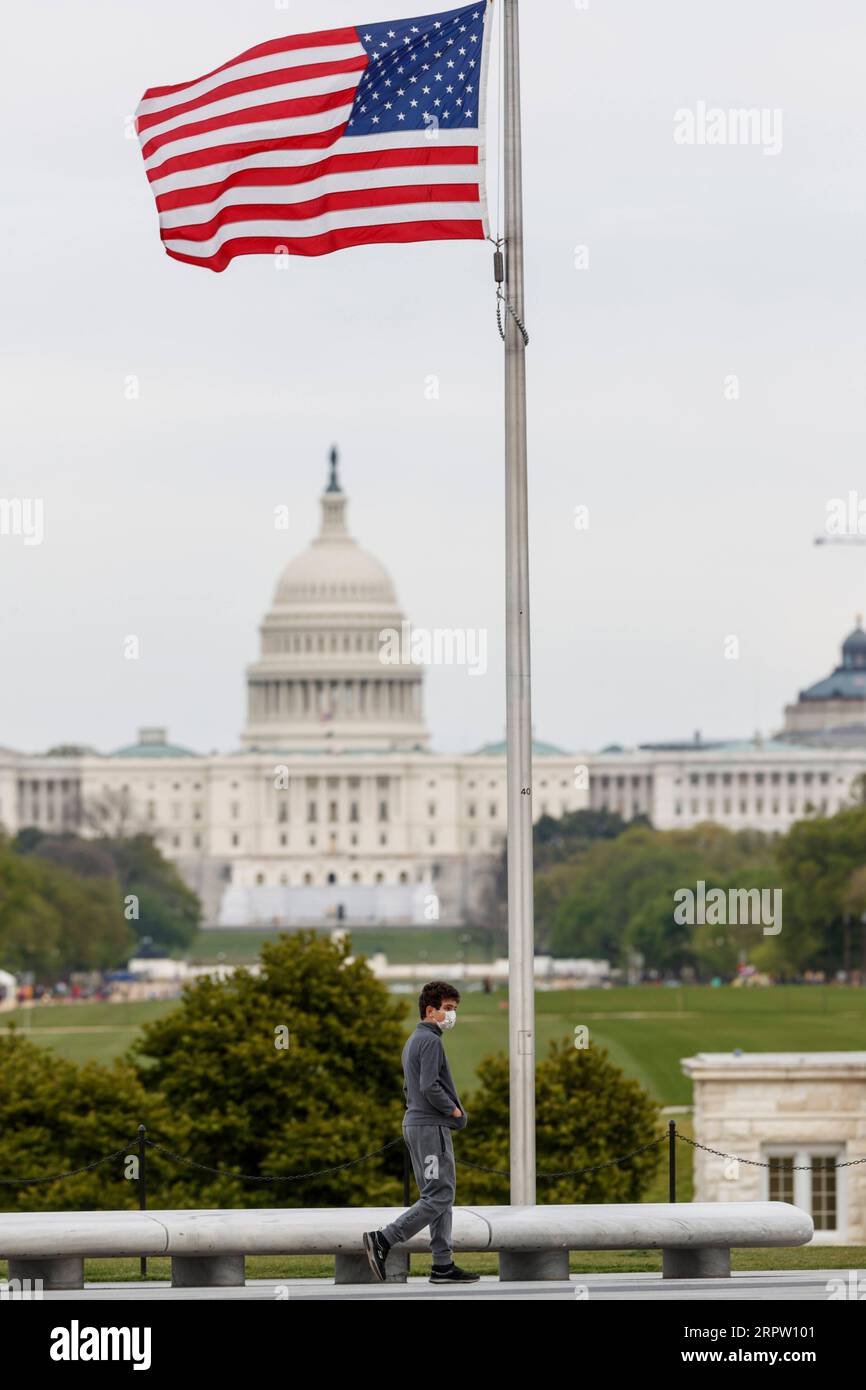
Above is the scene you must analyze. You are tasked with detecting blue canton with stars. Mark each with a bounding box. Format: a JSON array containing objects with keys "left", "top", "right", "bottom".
[{"left": 347, "top": 4, "right": 486, "bottom": 136}]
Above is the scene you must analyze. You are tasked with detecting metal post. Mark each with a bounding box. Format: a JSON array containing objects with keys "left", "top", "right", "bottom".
[
  {"left": 138, "top": 1124, "right": 147, "bottom": 1280},
  {"left": 503, "top": 0, "right": 535, "bottom": 1205},
  {"left": 668, "top": 1120, "right": 677, "bottom": 1203}
]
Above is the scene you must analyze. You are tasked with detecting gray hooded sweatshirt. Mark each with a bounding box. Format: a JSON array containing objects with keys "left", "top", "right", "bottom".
[{"left": 401, "top": 1020, "right": 468, "bottom": 1129}]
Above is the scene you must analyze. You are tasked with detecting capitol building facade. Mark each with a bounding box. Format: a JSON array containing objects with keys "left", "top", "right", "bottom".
[{"left": 3, "top": 455, "right": 866, "bottom": 925}]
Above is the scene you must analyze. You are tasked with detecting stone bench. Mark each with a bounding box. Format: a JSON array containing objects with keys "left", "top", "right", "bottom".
[{"left": 0, "top": 1201, "right": 813, "bottom": 1288}]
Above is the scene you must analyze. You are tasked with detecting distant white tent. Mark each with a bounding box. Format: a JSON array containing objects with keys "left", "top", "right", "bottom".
[{"left": 0, "top": 969, "right": 17, "bottom": 1011}]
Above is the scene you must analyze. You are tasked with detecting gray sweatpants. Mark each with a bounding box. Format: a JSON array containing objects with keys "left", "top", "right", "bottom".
[{"left": 380, "top": 1123, "right": 456, "bottom": 1264}]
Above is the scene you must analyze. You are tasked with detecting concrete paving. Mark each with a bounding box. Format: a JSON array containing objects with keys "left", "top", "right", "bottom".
[{"left": 21, "top": 1270, "right": 863, "bottom": 1301}]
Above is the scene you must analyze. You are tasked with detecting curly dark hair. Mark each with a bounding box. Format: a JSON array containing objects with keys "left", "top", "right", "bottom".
[{"left": 418, "top": 980, "right": 462, "bottom": 1020}]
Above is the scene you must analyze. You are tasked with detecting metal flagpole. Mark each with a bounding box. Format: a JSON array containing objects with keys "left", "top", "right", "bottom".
[{"left": 502, "top": 0, "right": 535, "bottom": 1205}]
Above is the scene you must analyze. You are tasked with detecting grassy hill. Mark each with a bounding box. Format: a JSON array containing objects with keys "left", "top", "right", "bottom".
[{"left": 3, "top": 984, "right": 864, "bottom": 1105}]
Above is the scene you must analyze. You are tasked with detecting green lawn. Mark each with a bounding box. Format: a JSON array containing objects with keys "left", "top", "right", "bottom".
[
  {"left": 186, "top": 924, "right": 499, "bottom": 965},
  {"left": 3, "top": 984, "right": 864, "bottom": 1106},
  {"left": 0, "top": 1000, "right": 177, "bottom": 1065}
]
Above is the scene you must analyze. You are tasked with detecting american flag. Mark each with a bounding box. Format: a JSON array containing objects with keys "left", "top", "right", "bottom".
[{"left": 135, "top": 3, "right": 491, "bottom": 272}]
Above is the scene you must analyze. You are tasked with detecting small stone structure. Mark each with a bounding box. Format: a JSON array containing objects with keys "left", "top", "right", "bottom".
[{"left": 682, "top": 1051, "right": 866, "bottom": 1244}]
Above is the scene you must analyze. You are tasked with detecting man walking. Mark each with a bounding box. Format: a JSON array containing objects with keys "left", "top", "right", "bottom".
[{"left": 364, "top": 981, "right": 480, "bottom": 1284}]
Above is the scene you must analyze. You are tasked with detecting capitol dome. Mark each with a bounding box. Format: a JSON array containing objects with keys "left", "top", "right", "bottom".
[
  {"left": 241, "top": 450, "right": 429, "bottom": 752},
  {"left": 273, "top": 525, "right": 397, "bottom": 608}
]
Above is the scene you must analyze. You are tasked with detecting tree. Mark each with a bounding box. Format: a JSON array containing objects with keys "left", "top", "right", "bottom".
[
  {"left": 106, "top": 836, "right": 201, "bottom": 952},
  {"left": 128, "top": 931, "right": 410, "bottom": 1207},
  {"left": 0, "top": 1029, "right": 170, "bottom": 1212},
  {"left": 547, "top": 823, "right": 776, "bottom": 975},
  {"left": 456, "top": 1038, "right": 662, "bottom": 1204},
  {"left": 472, "top": 807, "right": 638, "bottom": 951},
  {"left": 13, "top": 830, "right": 202, "bottom": 954},
  {"left": 81, "top": 788, "right": 147, "bottom": 839},
  {"left": 775, "top": 805, "right": 866, "bottom": 977},
  {"left": 0, "top": 836, "right": 134, "bottom": 978}
]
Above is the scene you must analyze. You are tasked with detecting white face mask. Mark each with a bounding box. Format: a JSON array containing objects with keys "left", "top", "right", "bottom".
[{"left": 439, "top": 1009, "right": 457, "bottom": 1031}]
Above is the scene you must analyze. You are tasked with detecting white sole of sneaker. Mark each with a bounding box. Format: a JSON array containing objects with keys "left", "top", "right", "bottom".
[{"left": 363, "top": 1233, "right": 386, "bottom": 1282}]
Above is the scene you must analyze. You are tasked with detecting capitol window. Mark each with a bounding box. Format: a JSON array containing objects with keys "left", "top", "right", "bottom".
[{"left": 307, "top": 802, "right": 317, "bottom": 822}]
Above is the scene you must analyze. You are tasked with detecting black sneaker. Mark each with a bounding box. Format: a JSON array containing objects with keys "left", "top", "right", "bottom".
[
  {"left": 363, "top": 1230, "right": 390, "bottom": 1282},
  {"left": 430, "top": 1262, "right": 480, "bottom": 1283}
]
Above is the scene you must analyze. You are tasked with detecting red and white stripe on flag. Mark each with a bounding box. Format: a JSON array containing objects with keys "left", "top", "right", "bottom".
[{"left": 135, "top": 3, "right": 492, "bottom": 271}]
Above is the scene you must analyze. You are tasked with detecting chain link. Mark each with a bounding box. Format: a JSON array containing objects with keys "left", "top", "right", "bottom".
[
  {"left": 142, "top": 1135, "right": 405, "bottom": 1183},
  {"left": 0, "top": 1136, "right": 141, "bottom": 1186},
  {"left": 676, "top": 1132, "right": 866, "bottom": 1170},
  {"left": 3, "top": 1128, "right": 864, "bottom": 1188},
  {"left": 496, "top": 289, "right": 529, "bottom": 346},
  {"left": 455, "top": 1134, "right": 668, "bottom": 1180}
]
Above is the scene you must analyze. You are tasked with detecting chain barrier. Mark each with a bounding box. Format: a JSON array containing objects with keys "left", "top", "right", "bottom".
[
  {"left": 676, "top": 1132, "right": 866, "bottom": 1170},
  {"left": 141, "top": 1135, "right": 405, "bottom": 1183},
  {"left": 2, "top": 1127, "right": 864, "bottom": 1188},
  {"left": 0, "top": 1136, "right": 141, "bottom": 1186},
  {"left": 455, "top": 1134, "right": 668, "bottom": 1180}
]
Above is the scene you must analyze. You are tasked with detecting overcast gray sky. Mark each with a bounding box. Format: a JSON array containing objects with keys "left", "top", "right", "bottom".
[{"left": 2, "top": 0, "right": 865, "bottom": 757}]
